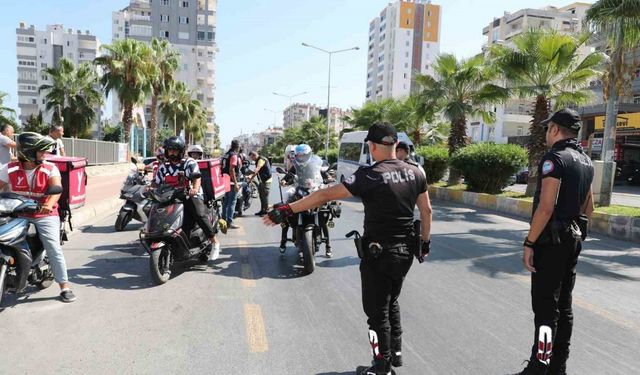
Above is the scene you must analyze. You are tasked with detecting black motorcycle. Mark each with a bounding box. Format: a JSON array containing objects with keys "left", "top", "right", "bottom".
[
  {"left": 234, "top": 160, "right": 258, "bottom": 217},
  {"left": 0, "top": 186, "right": 63, "bottom": 305},
  {"left": 115, "top": 166, "right": 152, "bottom": 231},
  {"left": 139, "top": 183, "right": 218, "bottom": 285},
  {"left": 275, "top": 165, "right": 341, "bottom": 274}
]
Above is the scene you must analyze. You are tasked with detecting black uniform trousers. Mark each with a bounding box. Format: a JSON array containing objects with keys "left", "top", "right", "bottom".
[
  {"left": 530, "top": 233, "right": 581, "bottom": 372},
  {"left": 360, "top": 247, "right": 413, "bottom": 361},
  {"left": 183, "top": 197, "right": 216, "bottom": 239}
]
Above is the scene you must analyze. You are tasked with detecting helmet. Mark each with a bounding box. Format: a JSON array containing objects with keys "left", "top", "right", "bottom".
[
  {"left": 17, "top": 132, "right": 56, "bottom": 163},
  {"left": 163, "top": 136, "right": 185, "bottom": 162},
  {"left": 155, "top": 147, "right": 166, "bottom": 162},
  {"left": 187, "top": 144, "right": 204, "bottom": 159},
  {"left": 294, "top": 144, "right": 312, "bottom": 164}
]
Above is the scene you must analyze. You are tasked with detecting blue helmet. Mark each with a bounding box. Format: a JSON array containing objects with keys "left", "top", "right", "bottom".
[{"left": 294, "top": 144, "right": 313, "bottom": 164}]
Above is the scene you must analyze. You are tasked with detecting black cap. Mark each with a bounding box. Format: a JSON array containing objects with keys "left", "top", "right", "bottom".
[
  {"left": 540, "top": 108, "right": 582, "bottom": 132},
  {"left": 364, "top": 122, "right": 398, "bottom": 145},
  {"left": 396, "top": 141, "right": 410, "bottom": 152}
]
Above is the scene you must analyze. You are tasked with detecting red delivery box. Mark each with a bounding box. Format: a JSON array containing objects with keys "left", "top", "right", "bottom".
[
  {"left": 198, "top": 158, "right": 230, "bottom": 202},
  {"left": 46, "top": 156, "right": 88, "bottom": 210}
]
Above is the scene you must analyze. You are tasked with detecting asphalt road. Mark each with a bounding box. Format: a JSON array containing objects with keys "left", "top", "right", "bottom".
[
  {"left": 506, "top": 183, "right": 640, "bottom": 208},
  {"left": 1, "top": 182, "right": 639, "bottom": 375}
]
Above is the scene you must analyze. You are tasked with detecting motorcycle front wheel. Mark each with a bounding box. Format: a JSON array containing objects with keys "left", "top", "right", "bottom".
[
  {"left": 150, "top": 248, "right": 172, "bottom": 285},
  {"left": 300, "top": 225, "right": 316, "bottom": 274},
  {"left": 115, "top": 210, "right": 132, "bottom": 232}
]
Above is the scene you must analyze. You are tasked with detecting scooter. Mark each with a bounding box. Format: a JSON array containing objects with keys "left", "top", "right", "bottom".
[
  {"left": 234, "top": 160, "right": 258, "bottom": 217},
  {"left": 139, "top": 181, "right": 218, "bottom": 285},
  {"left": 115, "top": 164, "right": 152, "bottom": 231},
  {"left": 0, "top": 186, "right": 63, "bottom": 305}
]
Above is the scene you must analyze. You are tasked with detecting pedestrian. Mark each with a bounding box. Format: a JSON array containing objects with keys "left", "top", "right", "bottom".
[
  {"left": 221, "top": 140, "right": 241, "bottom": 229},
  {"left": 45, "top": 124, "right": 66, "bottom": 156},
  {"left": 247, "top": 150, "right": 272, "bottom": 217},
  {"left": 0, "top": 124, "right": 16, "bottom": 165},
  {"left": 263, "top": 123, "right": 433, "bottom": 375},
  {"left": 151, "top": 137, "right": 220, "bottom": 260},
  {"left": 395, "top": 141, "right": 410, "bottom": 162},
  {"left": 512, "top": 108, "right": 594, "bottom": 375},
  {"left": 0, "top": 132, "right": 76, "bottom": 302}
]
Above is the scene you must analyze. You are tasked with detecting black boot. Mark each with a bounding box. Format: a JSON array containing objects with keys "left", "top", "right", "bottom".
[
  {"left": 358, "top": 358, "right": 392, "bottom": 375},
  {"left": 391, "top": 351, "right": 402, "bottom": 367},
  {"left": 512, "top": 360, "right": 548, "bottom": 375}
]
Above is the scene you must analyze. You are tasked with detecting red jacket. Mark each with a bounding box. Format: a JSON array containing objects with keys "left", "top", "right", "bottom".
[{"left": 7, "top": 161, "right": 59, "bottom": 218}]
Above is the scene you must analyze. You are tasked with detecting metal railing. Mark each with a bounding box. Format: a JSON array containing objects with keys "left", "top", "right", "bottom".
[{"left": 60, "top": 138, "right": 128, "bottom": 165}]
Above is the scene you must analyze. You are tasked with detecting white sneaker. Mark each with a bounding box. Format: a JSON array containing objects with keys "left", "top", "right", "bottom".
[{"left": 210, "top": 242, "right": 220, "bottom": 260}]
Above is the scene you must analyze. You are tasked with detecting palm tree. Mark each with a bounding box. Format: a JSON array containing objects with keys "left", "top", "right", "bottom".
[
  {"left": 416, "top": 54, "right": 509, "bottom": 183},
  {"left": 95, "top": 39, "right": 152, "bottom": 144},
  {"left": 586, "top": 0, "right": 640, "bottom": 206},
  {"left": 149, "top": 38, "right": 180, "bottom": 151},
  {"left": 184, "top": 102, "right": 208, "bottom": 143},
  {"left": 39, "top": 58, "right": 103, "bottom": 138},
  {"left": 159, "top": 81, "right": 197, "bottom": 136},
  {"left": 344, "top": 98, "right": 397, "bottom": 130},
  {"left": 0, "top": 92, "right": 16, "bottom": 127},
  {"left": 490, "top": 29, "right": 604, "bottom": 195}
]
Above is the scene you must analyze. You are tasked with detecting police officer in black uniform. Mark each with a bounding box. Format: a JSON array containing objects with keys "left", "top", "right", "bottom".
[
  {"left": 263, "top": 123, "right": 433, "bottom": 375},
  {"left": 513, "top": 109, "right": 594, "bottom": 375}
]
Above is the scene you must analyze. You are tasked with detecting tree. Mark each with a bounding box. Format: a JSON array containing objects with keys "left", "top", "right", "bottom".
[
  {"left": 264, "top": 116, "right": 337, "bottom": 161},
  {"left": 159, "top": 81, "right": 197, "bottom": 136},
  {"left": 416, "top": 54, "right": 509, "bottom": 183},
  {"left": 22, "top": 112, "right": 48, "bottom": 134},
  {"left": 184, "top": 103, "right": 208, "bottom": 143},
  {"left": 39, "top": 58, "right": 103, "bottom": 139},
  {"left": 95, "top": 39, "right": 153, "bottom": 145},
  {"left": 156, "top": 125, "right": 174, "bottom": 146},
  {"left": 212, "top": 123, "right": 221, "bottom": 150},
  {"left": 0, "top": 91, "right": 16, "bottom": 128},
  {"left": 149, "top": 38, "right": 180, "bottom": 152},
  {"left": 102, "top": 122, "right": 123, "bottom": 142},
  {"left": 586, "top": 0, "right": 640, "bottom": 206},
  {"left": 490, "top": 29, "right": 604, "bottom": 195},
  {"left": 344, "top": 98, "right": 398, "bottom": 131}
]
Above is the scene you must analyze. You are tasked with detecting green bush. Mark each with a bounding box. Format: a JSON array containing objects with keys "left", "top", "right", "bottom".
[
  {"left": 415, "top": 146, "right": 449, "bottom": 184},
  {"left": 450, "top": 143, "right": 527, "bottom": 194},
  {"left": 325, "top": 148, "right": 338, "bottom": 164}
]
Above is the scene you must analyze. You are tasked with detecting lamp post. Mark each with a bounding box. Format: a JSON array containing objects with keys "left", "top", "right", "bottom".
[
  {"left": 273, "top": 91, "right": 307, "bottom": 129},
  {"left": 263, "top": 108, "right": 279, "bottom": 128},
  {"left": 301, "top": 42, "right": 359, "bottom": 159}
]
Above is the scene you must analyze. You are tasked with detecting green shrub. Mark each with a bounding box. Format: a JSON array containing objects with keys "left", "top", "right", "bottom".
[
  {"left": 325, "top": 148, "right": 338, "bottom": 164},
  {"left": 415, "top": 146, "right": 449, "bottom": 184},
  {"left": 450, "top": 143, "right": 527, "bottom": 194}
]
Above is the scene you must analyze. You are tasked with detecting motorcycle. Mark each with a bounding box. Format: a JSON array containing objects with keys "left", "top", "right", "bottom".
[
  {"left": 139, "top": 181, "right": 218, "bottom": 285},
  {"left": 0, "top": 186, "right": 64, "bottom": 305},
  {"left": 275, "top": 161, "right": 341, "bottom": 275},
  {"left": 234, "top": 159, "right": 258, "bottom": 217},
  {"left": 115, "top": 161, "right": 152, "bottom": 231}
]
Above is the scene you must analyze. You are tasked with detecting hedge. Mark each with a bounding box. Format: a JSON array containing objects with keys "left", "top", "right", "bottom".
[
  {"left": 415, "top": 146, "right": 449, "bottom": 184},
  {"left": 325, "top": 148, "right": 338, "bottom": 164},
  {"left": 450, "top": 143, "right": 527, "bottom": 194}
]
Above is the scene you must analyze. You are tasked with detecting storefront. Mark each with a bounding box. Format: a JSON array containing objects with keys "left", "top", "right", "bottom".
[{"left": 589, "top": 112, "right": 640, "bottom": 164}]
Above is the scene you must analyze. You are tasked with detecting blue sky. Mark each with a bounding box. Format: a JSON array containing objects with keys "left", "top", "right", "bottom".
[{"left": 0, "top": 0, "right": 577, "bottom": 146}]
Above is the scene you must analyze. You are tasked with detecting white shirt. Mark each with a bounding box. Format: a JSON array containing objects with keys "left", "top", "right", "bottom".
[
  {"left": 0, "top": 134, "right": 13, "bottom": 165},
  {"left": 44, "top": 136, "right": 65, "bottom": 156}
]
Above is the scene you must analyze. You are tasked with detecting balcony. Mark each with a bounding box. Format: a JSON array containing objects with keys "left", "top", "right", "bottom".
[{"left": 131, "top": 14, "right": 151, "bottom": 22}]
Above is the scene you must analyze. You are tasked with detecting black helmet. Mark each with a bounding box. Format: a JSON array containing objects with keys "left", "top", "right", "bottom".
[
  {"left": 163, "top": 136, "right": 185, "bottom": 162},
  {"left": 17, "top": 132, "right": 56, "bottom": 163}
]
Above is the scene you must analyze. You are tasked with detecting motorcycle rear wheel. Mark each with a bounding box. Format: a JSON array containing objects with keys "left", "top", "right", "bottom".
[
  {"left": 300, "top": 225, "right": 316, "bottom": 274},
  {"left": 150, "top": 249, "right": 172, "bottom": 285},
  {"left": 115, "top": 210, "right": 132, "bottom": 232}
]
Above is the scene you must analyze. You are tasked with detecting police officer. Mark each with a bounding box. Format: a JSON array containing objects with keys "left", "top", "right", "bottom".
[
  {"left": 513, "top": 108, "right": 594, "bottom": 375},
  {"left": 263, "top": 123, "right": 433, "bottom": 375}
]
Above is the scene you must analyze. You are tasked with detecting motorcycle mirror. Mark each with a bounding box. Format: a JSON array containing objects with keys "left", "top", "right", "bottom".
[
  {"left": 45, "top": 185, "right": 63, "bottom": 195},
  {"left": 276, "top": 167, "right": 286, "bottom": 174},
  {"left": 130, "top": 156, "right": 138, "bottom": 164}
]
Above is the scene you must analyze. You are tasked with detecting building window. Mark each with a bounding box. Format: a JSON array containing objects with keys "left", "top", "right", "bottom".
[
  {"left": 31, "top": 99, "right": 37, "bottom": 105},
  {"left": 67, "top": 53, "right": 74, "bottom": 59},
  {"left": 517, "top": 126, "right": 524, "bottom": 136},
  {"left": 180, "top": 1, "right": 189, "bottom": 7},
  {"left": 406, "top": 41, "right": 410, "bottom": 47},
  {"left": 403, "top": 73, "right": 407, "bottom": 79},
  {"left": 161, "top": 14, "right": 169, "bottom": 22},
  {"left": 41, "top": 62, "right": 47, "bottom": 68},
  {"left": 427, "top": 21, "right": 431, "bottom": 27},
  {"left": 406, "top": 19, "right": 410, "bottom": 26},
  {"left": 198, "top": 50, "right": 203, "bottom": 57},
  {"left": 407, "top": 8, "right": 412, "bottom": 14},
  {"left": 404, "top": 62, "right": 409, "bottom": 68},
  {"left": 115, "top": 20, "right": 119, "bottom": 24},
  {"left": 160, "top": 30, "right": 169, "bottom": 38},
  {"left": 207, "top": 32, "right": 214, "bottom": 40},
  {"left": 405, "top": 52, "right": 409, "bottom": 57},
  {"left": 179, "top": 16, "right": 189, "bottom": 24},
  {"left": 178, "top": 32, "right": 189, "bottom": 40},
  {"left": 43, "top": 38, "right": 47, "bottom": 44},
  {"left": 183, "top": 63, "right": 188, "bottom": 70},
  {"left": 634, "top": 95, "right": 640, "bottom": 104},
  {"left": 18, "top": 60, "right": 36, "bottom": 67},
  {"left": 428, "top": 10, "right": 431, "bottom": 17},
  {"left": 197, "top": 31, "right": 205, "bottom": 40},
  {"left": 67, "top": 41, "right": 70, "bottom": 46},
  {"left": 161, "top": 0, "right": 169, "bottom": 5},
  {"left": 41, "top": 74, "right": 48, "bottom": 81},
  {"left": 406, "top": 30, "right": 410, "bottom": 36}
]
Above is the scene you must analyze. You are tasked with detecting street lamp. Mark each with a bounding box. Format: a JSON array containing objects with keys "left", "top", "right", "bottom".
[
  {"left": 273, "top": 91, "right": 307, "bottom": 129},
  {"left": 263, "top": 108, "right": 279, "bottom": 128},
  {"left": 301, "top": 42, "right": 359, "bottom": 159}
]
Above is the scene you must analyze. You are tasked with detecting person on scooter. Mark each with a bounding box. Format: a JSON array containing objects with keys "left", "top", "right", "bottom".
[
  {"left": 152, "top": 137, "right": 220, "bottom": 261},
  {"left": 0, "top": 132, "right": 76, "bottom": 302},
  {"left": 147, "top": 147, "right": 166, "bottom": 180},
  {"left": 187, "top": 144, "right": 204, "bottom": 160}
]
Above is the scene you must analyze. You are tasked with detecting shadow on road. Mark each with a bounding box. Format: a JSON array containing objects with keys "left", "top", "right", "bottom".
[
  {"left": 68, "top": 254, "right": 152, "bottom": 290},
  {"left": 211, "top": 245, "right": 308, "bottom": 281},
  {"left": 81, "top": 223, "right": 143, "bottom": 234},
  {"left": 316, "top": 372, "right": 356, "bottom": 375},
  {"left": 0, "top": 289, "right": 61, "bottom": 311}
]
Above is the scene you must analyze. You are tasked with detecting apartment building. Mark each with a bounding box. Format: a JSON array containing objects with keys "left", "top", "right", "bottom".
[
  {"left": 282, "top": 103, "right": 320, "bottom": 129},
  {"left": 366, "top": 0, "right": 441, "bottom": 101},
  {"left": 471, "top": 2, "right": 592, "bottom": 144},
  {"left": 16, "top": 23, "right": 100, "bottom": 135},
  {"left": 112, "top": 0, "right": 217, "bottom": 149},
  {"left": 326, "top": 107, "right": 354, "bottom": 134}
]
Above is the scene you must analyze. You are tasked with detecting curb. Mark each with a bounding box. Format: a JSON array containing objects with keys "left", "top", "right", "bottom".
[
  {"left": 68, "top": 196, "right": 122, "bottom": 232},
  {"left": 429, "top": 186, "right": 640, "bottom": 243}
]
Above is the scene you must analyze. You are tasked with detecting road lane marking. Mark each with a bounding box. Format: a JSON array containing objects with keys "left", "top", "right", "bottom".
[{"left": 244, "top": 304, "right": 269, "bottom": 353}]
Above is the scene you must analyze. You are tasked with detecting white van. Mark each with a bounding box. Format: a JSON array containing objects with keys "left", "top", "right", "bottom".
[{"left": 337, "top": 131, "right": 416, "bottom": 182}]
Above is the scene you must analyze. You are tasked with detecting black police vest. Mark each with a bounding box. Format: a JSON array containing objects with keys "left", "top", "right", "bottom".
[
  {"left": 221, "top": 151, "right": 240, "bottom": 176},
  {"left": 533, "top": 139, "right": 594, "bottom": 220},
  {"left": 257, "top": 156, "right": 272, "bottom": 181}
]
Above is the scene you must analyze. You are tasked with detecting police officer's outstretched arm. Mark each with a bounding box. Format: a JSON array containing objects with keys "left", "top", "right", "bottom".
[{"left": 262, "top": 184, "right": 352, "bottom": 226}]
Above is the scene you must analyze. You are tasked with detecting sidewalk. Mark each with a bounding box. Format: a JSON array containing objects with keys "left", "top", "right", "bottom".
[{"left": 506, "top": 183, "right": 640, "bottom": 207}]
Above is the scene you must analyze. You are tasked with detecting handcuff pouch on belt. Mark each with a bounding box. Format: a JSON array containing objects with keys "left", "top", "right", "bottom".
[{"left": 537, "top": 214, "right": 584, "bottom": 245}]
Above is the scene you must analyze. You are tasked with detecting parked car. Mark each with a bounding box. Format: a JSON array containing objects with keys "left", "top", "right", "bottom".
[{"left": 515, "top": 169, "right": 529, "bottom": 184}]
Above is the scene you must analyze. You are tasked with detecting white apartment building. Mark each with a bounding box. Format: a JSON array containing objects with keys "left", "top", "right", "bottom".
[
  {"left": 327, "top": 107, "right": 354, "bottom": 134},
  {"left": 282, "top": 103, "right": 320, "bottom": 129},
  {"left": 366, "top": 0, "right": 441, "bottom": 101},
  {"left": 16, "top": 23, "right": 100, "bottom": 136},
  {"left": 472, "top": 2, "right": 592, "bottom": 144},
  {"left": 112, "top": 0, "right": 217, "bottom": 149}
]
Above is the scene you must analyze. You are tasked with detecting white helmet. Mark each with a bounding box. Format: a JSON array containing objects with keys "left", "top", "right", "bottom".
[{"left": 187, "top": 144, "right": 204, "bottom": 157}]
